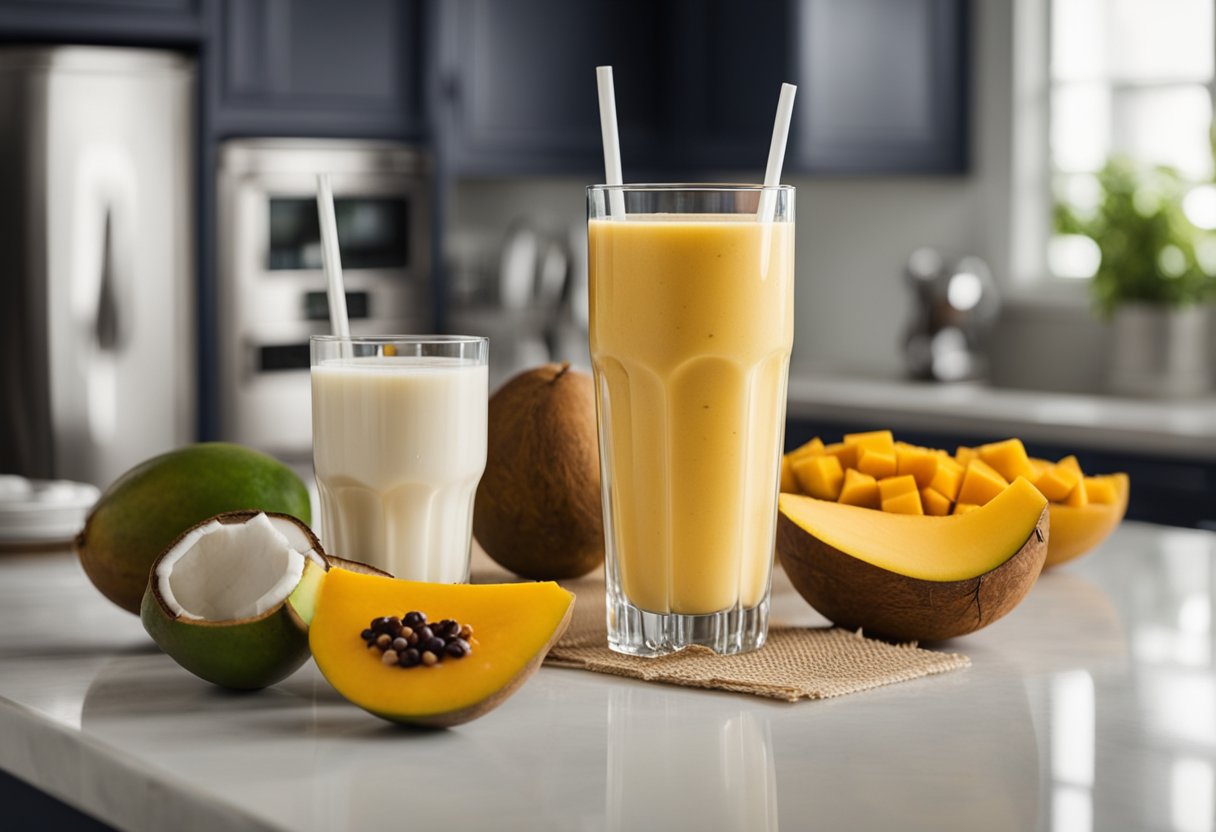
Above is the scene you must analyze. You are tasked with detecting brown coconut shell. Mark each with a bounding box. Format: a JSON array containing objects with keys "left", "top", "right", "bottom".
[
  {"left": 473, "top": 363, "right": 604, "bottom": 580},
  {"left": 776, "top": 505, "right": 1049, "bottom": 643}
]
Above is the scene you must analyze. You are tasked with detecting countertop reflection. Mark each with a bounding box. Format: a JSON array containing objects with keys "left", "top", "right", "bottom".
[{"left": 0, "top": 521, "right": 1212, "bottom": 832}]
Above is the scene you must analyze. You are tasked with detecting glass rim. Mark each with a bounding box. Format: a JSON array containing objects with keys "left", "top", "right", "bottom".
[
  {"left": 309, "top": 334, "right": 487, "bottom": 344},
  {"left": 587, "top": 183, "right": 794, "bottom": 193}
]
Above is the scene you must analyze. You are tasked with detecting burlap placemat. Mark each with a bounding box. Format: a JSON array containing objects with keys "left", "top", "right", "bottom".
[{"left": 471, "top": 553, "right": 969, "bottom": 703}]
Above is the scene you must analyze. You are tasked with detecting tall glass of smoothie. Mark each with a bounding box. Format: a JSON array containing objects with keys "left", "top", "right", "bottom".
[
  {"left": 310, "top": 335, "right": 488, "bottom": 581},
  {"left": 588, "top": 185, "right": 794, "bottom": 656}
]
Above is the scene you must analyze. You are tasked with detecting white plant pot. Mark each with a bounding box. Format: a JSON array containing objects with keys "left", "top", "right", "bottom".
[{"left": 1108, "top": 302, "right": 1212, "bottom": 398}]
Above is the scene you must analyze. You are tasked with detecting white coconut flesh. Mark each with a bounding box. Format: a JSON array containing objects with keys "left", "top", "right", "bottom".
[{"left": 155, "top": 513, "right": 324, "bottom": 622}]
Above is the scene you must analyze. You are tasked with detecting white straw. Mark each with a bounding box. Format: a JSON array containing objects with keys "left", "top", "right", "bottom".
[
  {"left": 595, "top": 66, "right": 627, "bottom": 218},
  {"left": 758, "top": 82, "right": 797, "bottom": 222},
  {"left": 315, "top": 173, "right": 350, "bottom": 338}
]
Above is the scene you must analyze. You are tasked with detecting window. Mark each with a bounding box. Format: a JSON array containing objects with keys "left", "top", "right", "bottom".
[{"left": 1048, "top": 0, "right": 1215, "bottom": 280}]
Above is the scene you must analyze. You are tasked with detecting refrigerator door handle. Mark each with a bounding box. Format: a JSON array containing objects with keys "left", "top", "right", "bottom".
[{"left": 95, "top": 207, "right": 122, "bottom": 352}]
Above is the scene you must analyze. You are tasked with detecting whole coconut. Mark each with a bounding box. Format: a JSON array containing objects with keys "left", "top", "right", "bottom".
[
  {"left": 474, "top": 363, "right": 603, "bottom": 579},
  {"left": 75, "top": 443, "right": 312, "bottom": 614}
]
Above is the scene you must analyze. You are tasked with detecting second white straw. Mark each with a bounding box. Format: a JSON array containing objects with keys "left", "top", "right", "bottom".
[
  {"left": 759, "top": 82, "right": 797, "bottom": 221},
  {"left": 315, "top": 173, "right": 350, "bottom": 339},
  {"left": 596, "top": 65, "right": 627, "bottom": 218}
]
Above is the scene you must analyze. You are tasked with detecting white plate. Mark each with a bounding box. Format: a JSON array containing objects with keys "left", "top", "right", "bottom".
[{"left": 0, "top": 476, "right": 100, "bottom": 543}]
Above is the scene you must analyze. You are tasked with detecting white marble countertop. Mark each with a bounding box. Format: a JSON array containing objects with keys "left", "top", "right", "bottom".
[
  {"left": 1, "top": 523, "right": 1213, "bottom": 832},
  {"left": 786, "top": 374, "right": 1216, "bottom": 460}
]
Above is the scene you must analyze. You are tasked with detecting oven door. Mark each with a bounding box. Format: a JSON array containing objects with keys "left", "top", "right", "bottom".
[{"left": 217, "top": 140, "right": 432, "bottom": 459}]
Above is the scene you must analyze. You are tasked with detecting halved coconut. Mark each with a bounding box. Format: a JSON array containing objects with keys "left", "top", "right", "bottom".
[{"left": 140, "top": 510, "right": 330, "bottom": 690}]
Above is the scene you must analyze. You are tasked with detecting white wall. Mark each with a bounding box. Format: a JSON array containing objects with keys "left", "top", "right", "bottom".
[{"left": 448, "top": 0, "right": 1075, "bottom": 382}]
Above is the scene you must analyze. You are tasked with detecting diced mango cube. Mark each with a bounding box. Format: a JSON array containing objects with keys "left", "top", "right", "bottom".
[
  {"left": 1028, "top": 457, "right": 1051, "bottom": 478},
  {"left": 1057, "top": 455, "right": 1084, "bottom": 476},
  {"left": 930, "top": 454, "right": 964, "bottom": 501},
  {"left": 779, "top": 455, "right": 799, "bottom": 494},
  {"left": 952, "top": 502, "right": 980, "bottom": 516},
  {"left": 920, "top": 487, "right": 952, "bottom": 517},
  {"left": 793, "top": 454, "right": 845, "bottom": 501},
  {"left": 1064, "top": 476, "right": 1089, "bottom": 507},
  {"left": 1084, "top": 476, "right": 1119, "bottom": 505},
  {"left": 856, "top": 448, "right": 898, "bottom": 480},
  {"left": 896, "top": 446, "right": 939, "bottom": 489},
  {"left": 1033, "top": 464, "right": 1081, "bottom": 503},
  {"left": 957, "top": 458, "right": 1009, "bottom": 506},
  {"left": 823, "top": 441, "right": 858, "bottom": 471},
  {"left": 838, "top": 468, "right": 880, "bottom": 509},
  {"left": 787, "top": 437, "right": 825, "bottom": 461},
  {"left": 877, "top": 474, "right": 919, "bottom": 502},
  {"left": 882, "top": 490, "right": 924, "bottom": 515},
  {"left": 979, "top": 438, "right": 1034, "bottom": 482},
  {"left": 843, "top": 430, "right": 895, "bottom": 456},
  {"left": 956, "top": 446, "right": 976, "bottom": 466}
]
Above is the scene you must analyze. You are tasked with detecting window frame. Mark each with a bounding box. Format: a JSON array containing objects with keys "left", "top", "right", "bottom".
[{"left": 1006, "top": 0, "right": 1216, "bottom": 300}]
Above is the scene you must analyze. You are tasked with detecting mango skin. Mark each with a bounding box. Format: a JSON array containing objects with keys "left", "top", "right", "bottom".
[{"left": 75, "top": 443, "right": 311, "bottom": 614}]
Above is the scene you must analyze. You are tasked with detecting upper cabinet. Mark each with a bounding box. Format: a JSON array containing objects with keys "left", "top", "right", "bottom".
[
  {"left": 211, "top": 0, "right": 424, "bottom": 139},
  {"left": 436, "top": 0, "right": 666, "bottom": 175},
  {"left": 794, "top": 0, "right": 969, "bottom": 174},
  {"left": 437, "top": 0, "right": 787, "bottom": 176},
  {"left": 0, "top": 0, "right": 204, "bottom": 42},
  {"left": 664, "top": 0, "right": 790, "bottom": 172},
  {"left": 0, "top": 0, "right": 968, "bottom": 172},
  {"left": 438, "top": 0, "right": 970, "bottom": 176}
]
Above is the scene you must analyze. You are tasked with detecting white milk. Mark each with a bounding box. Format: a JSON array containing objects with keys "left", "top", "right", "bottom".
[{"left": 311, "top": 356, "right": 488, "bottom": 581}]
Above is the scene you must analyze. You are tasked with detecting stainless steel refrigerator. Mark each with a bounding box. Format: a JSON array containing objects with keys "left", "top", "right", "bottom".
[{"left": 0, "top": 46, "right": 195, "bottom": 488}]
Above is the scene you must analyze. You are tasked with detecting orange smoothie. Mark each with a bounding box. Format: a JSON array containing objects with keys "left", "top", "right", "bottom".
[{"left": 589, "top": 215, "right": 794, "bottom": 615}]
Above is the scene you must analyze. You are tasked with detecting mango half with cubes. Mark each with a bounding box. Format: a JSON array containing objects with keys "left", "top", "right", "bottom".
[
  {"left": 778, "top": 477, "right": 1049, "bottom": 641},
  {"left": 780, "top": 432, "right": 1128, "bottom": 568}
]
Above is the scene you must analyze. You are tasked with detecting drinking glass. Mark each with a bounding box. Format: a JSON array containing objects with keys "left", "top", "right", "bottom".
[
  {"left": 588, "top": 185, "right": 795, "bottom": 656},
  {"left": 310, "top": 335, "right": 488, "bottom": 581}
]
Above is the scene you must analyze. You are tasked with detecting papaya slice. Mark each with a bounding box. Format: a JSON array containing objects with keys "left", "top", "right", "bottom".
[{"left": 310, "top": 568, "right": 574, "bottom": 727}]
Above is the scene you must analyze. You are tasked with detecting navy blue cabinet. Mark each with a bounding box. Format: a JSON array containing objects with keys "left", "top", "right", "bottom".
[
  {"left": 0, "top": 0, "right": 203, "bottom": 42},
  {"left": 0, "top": 1, "right": 425, "bottom": 139},
  {"left": 0, "top": 0, "right": 968, "bottom": 172},
  {"left": 210, "top": 0, "right": 424, "bottom": 139},
  {"left": 438, "top": 0, "right": 969, "bottom": 176},
  {"left": 436, "top": 0, "right": 666, "bottom": 175},
  {"left": 437, "top": 0, "right": 787, "bottom": 176},
  {"left": 794, "top": 0, "right": 969, "bottom": 173},
  {"left": 665, "top": 0, "right": 790, "bottom": 172}
]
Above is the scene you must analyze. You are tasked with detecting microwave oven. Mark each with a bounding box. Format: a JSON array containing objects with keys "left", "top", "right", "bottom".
[{"left": 217, "top": 139, "right": 432, "bottom": 458}]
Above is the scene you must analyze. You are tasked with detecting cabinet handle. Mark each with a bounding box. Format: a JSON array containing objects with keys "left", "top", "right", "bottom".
[
  {"left": 441, "top": 71, "right": 461, "bottom": 103},
  {"left": 95, "top": 208, "right": 121, "bottom": 352}
]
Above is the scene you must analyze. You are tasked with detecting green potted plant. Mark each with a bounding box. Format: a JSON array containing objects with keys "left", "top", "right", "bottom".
[{"left": 1055, "top": 157, "right": 1216, "bottom": 397}]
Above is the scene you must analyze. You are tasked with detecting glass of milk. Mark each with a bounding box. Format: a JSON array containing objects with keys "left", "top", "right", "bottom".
[{"left": 309, "top": 335, "right": 488, "bottom": 582}]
